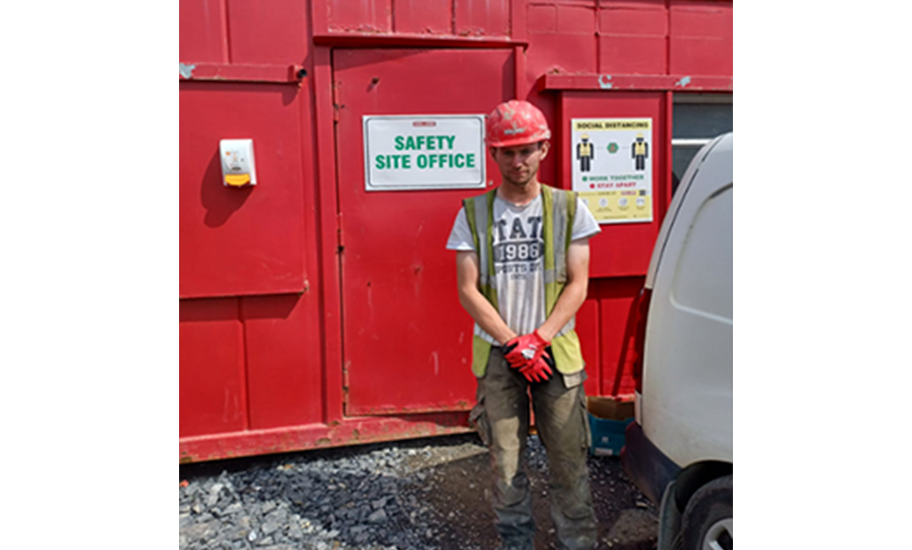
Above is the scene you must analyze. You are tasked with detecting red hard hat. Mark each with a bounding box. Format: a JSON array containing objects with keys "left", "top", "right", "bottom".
[{"left": 485, "top": 100, "right": 552, "bottom": 147}]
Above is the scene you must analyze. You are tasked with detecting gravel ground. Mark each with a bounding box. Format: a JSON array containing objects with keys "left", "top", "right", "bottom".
[{"left": 179, "top": 433, "right": 658, "bottom": 550}]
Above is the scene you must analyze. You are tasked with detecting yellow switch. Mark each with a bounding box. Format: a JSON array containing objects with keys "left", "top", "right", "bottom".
[
  {"left": 225, "top": 174, "right": 251, "bottom": 186},
  {"left": 220, "top": 139, "right": 257, "bottom": 187}
]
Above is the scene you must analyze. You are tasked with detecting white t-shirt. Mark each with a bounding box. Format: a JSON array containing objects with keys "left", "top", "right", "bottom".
[{"left": 446, "top": 193, "right": 601, "bottom": 345}]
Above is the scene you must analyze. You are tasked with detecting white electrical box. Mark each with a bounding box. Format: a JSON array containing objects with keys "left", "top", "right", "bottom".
[{"left": 219, "top": 139, "right": 257, "bottom": 187}]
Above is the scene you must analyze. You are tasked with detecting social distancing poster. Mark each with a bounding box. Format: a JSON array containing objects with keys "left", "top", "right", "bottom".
[{"left": 571, "top": 118, "right": 653, "bottom": 224}]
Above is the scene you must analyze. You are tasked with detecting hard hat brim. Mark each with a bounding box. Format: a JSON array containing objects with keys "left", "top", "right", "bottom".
[{"left": 486, "top": 134, "right": 551, "bottom": 148}]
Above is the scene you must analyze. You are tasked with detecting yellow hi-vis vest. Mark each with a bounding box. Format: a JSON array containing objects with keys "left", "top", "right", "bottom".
[{"left": 463, "top": 184, "right": 585, "bottom": 377}]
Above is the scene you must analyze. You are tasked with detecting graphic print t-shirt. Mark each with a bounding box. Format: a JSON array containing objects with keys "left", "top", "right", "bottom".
[{"left": 446, "top": 192, "right": 601, "bottom": 345}]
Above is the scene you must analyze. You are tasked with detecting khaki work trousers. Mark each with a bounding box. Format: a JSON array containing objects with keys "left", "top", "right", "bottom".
[{"left": 470, "top": 346, "right": 598, "bottom": 550}]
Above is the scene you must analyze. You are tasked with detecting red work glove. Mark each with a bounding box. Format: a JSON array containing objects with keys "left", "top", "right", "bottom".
[
  {"left": 502, "top": 330, "right": 550, "bottom": 370},
  {"left": 519, "top": 350, "right": 555, "bottom": 384}
]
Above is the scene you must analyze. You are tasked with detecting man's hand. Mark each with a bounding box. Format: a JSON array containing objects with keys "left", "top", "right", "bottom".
[
  {"left": 519, "top": 350, "right": 555, "bottom": 384},
  {"left": 503, "top": 330, "right": 550, "bottom": 369},
  {"left": 503, "top": 332, "right": 556, "bottom": 384}
]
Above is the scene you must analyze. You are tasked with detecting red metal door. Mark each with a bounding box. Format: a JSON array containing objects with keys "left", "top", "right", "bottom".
[
  {"left": 333, "top": 48, "right": 513, "bottom": 415},
  {"left": 558, "top": 91, "right": 670, "bottom": 397}
]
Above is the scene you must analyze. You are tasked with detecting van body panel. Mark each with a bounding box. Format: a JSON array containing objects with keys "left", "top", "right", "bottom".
[
  {"left": 644, "top": 134, "right": 728, "bottom": 290},
  {"left": 638, "top": 133, "right": 733, "bottom": 469},
  {"left": 621, "top": 421, "right": 683, "bottom": 505}
]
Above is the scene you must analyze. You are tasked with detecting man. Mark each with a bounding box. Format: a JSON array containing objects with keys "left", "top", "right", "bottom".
[{"left": 446, "top": 100, "right": 601, "bottom": 550}]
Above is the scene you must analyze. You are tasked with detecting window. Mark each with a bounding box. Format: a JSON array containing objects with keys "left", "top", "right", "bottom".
[{"left": 672, "top": 94, "right": 733, "bottom": 196}]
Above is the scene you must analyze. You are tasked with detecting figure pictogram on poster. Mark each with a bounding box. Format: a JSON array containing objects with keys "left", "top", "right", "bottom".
[
  {"left": 577, "top": 134, "right": 594, "bottom": 173},
  {"left": 632, "top": 133, "right": 648, "bottom": 171},
  {"left": 570, "top": 118, "right": 653, "bottom": 225}
]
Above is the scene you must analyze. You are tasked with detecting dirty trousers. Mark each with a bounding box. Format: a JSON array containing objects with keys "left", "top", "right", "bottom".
[{"left": 470, "top": 346, "right": 598, "bottom": 550}]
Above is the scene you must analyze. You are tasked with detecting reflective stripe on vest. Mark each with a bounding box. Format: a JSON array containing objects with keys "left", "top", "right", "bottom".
[{"left": 463, "top": 184, "right": 584, "bottom": 376}]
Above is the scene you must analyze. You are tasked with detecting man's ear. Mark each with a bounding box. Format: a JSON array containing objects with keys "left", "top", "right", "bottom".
[
  {"left": 539, "top": 141, "right": 550, "bottom": 161},
  {"left": 489, "top": 146, "right": 498, "bottom": 159}
]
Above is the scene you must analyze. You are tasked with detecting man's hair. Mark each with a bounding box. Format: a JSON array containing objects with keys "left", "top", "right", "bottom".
[{"left": 491, "top": 141, "right": 544, "bottom": 153}]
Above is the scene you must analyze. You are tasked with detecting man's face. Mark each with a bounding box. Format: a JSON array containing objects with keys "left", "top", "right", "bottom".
[{"left": 490, "top": 141, "right": 549, "bottom": 187}]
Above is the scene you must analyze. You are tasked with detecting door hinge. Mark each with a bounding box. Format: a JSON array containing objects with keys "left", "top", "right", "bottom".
[
  {"left": 337, "top": 212, "right": 344, "bottom": 253},
  {"left": 332, "top": 81, "right": 343, "bottom": 122},
  {"left": 342, "top": 362, "right": 350, "bottom": 407}
]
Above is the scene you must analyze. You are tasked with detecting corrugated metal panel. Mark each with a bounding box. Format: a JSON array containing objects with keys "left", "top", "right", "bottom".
[
  {"left": 598, "top": 1, "right": 668, "bottom": 74},
  {"left": 455, "top": 0, "right": 511, "bottom": 36},
  {"left": 179, "top": 298, "right": 247, "bottom": 437},
  {"left": 669, "top": 0, "right": 733, "bottom": 75},
  {"left": 392, "top": 0, "right": 453, "bottom": 34},
  {"left": 242, "top": 294, "right": 324, "bottom": 429},
  {"left": 597, "top": 277, "right": 644, "bottom": 397},
  {"left": 527, "top": 33, "right": 599, "bottom": 75},
  {"left": 599, "top": 35, "right": 667, "bottom": 74},
  {"left": 226, "top": 0, "right": 309, "bottom": 64},
  {"left": 179, "top": 82, "right": 307, "bottom": 298},
  {"left": 179, "top": 0, "right": 228, "bottom": 63},
  {"left": 598, "top": 2, "right": 667, "bottom": 36},
  {"left": 576, "top": 297, "right": 602, "bottom": 397},
  {"left": 328, "top": 0, "right": 392, "bottom": 32}
]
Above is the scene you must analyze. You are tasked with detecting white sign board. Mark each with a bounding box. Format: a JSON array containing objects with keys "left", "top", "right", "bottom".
[
  {"left": 363, "top": 115, "right": 486, "bottom": 191},
  {"left": 571, "top": 118, "right": 654, "bottom": 225}
]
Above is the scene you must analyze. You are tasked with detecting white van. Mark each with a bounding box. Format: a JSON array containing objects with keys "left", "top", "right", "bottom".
[{"left": 620, "top": 133, "right": 733, "bottom": 550}]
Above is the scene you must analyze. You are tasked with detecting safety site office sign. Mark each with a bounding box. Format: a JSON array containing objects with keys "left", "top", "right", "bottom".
[{"left": 363, "top": 115, "right": 486, "bottom": 191}]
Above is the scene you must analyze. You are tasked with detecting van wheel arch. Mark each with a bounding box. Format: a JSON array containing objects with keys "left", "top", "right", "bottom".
[{"left": 672, "top": 460, "right": 733, "bottom": 512}]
